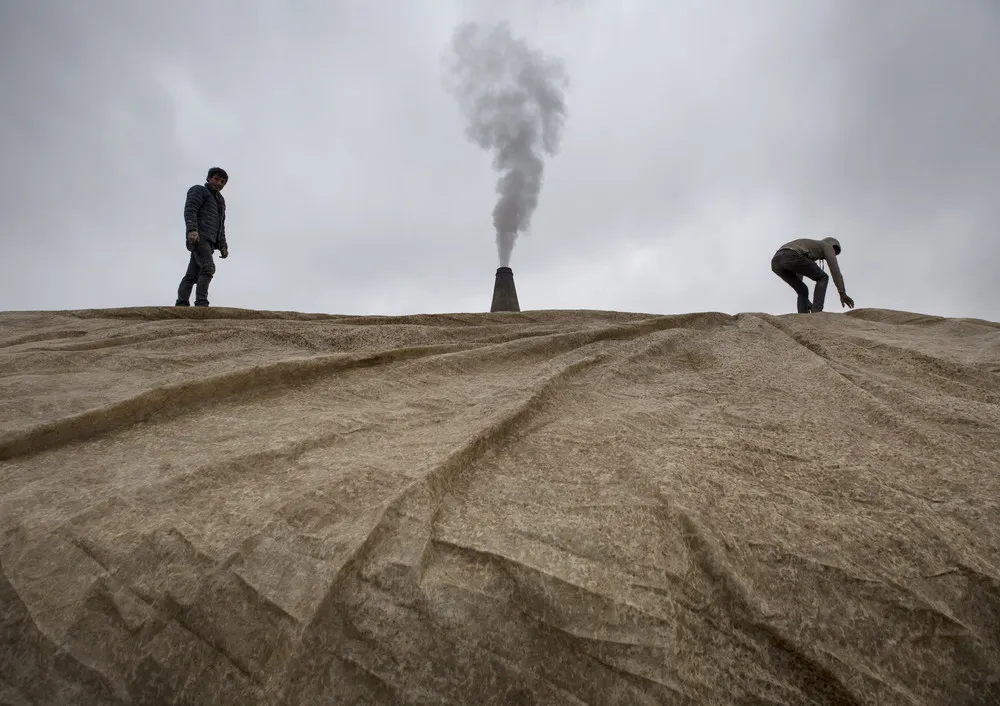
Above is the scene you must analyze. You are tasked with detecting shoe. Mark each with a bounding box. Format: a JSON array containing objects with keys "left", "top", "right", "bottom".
[
  {"left": 175, "top": 300, "right": 190, "bottom": 306},
  {"left": 194, "top": 301, "right": 210, "bottom": 307}
]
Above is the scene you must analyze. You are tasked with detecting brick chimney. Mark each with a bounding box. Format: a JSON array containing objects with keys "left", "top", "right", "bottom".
[{"left": 490, "top": 267, "right": 520, "bottom": 312}]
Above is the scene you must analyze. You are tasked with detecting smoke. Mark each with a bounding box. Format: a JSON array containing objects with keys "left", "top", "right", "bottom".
[{"left": 445, "top": 21, "right": 569, "bottom": 267}]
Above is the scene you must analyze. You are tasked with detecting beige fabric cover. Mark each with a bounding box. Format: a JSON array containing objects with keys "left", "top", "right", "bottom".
[{"left": 1, "top": 306, "right": 998, "bottom": 704}]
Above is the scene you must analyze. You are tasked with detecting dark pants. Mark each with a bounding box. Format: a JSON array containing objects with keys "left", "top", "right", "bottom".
[
  {"left": 176, "top": 239, "right": 216, "bottom": 306},
  {"left": 771, "top": 249, "right": 829, "bottom": 313}
]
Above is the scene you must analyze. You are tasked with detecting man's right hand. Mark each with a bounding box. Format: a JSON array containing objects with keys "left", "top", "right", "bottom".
[
  {"left": 840, "top": 293, "right": 855, "bottom": 309},
  {"left": 186, "top": 231, "right": 199, "bottom": 247}
]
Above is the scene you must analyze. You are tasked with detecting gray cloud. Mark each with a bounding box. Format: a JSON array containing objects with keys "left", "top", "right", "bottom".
[
  {"left": 1, "top": 1, "right": 997, "bottom": 320},
  {"left": 446, "top": 20, "right": 569, "bottom": 267}
]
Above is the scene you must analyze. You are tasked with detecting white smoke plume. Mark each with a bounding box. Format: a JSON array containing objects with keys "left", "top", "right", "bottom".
[{"left": 445, "top": 21, "right": 569, "bottom": 267}]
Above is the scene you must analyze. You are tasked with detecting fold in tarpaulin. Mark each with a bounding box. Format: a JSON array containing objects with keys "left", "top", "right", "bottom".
[{"left": 1, "top": 306, "right": 999, "bottom": 705}]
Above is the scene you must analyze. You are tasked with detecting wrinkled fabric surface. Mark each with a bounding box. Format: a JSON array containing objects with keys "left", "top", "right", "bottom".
[{"left": 1, "top": 306, "right": 999, "bottom": 705}]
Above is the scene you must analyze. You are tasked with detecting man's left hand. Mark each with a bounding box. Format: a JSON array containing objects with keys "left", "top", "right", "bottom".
[{"left": 220, "top": 247, "right": 229, "bottom": 259}]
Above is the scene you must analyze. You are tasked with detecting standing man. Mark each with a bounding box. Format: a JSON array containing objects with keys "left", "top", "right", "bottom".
[
  {"left": 175, "top": 167, "right": 229, "bottom": 307},
  {"left": 770, "top": 236, "right": 855, "bottom": 313}
]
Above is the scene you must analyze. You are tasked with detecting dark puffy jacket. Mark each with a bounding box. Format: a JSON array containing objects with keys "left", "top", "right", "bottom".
[{"left": 183, "top": 184, "right": 227, "bottom": 250}]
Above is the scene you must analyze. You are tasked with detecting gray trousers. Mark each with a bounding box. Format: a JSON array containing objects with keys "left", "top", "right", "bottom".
[
  {"left": 771, "top": 248, "right": 829, "bottom": 313},
  {"left": 176, "top": 238, "right": 216, "bottom": 306}
]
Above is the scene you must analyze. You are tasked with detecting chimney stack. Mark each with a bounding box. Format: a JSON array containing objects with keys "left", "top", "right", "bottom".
[{"left": 490, "top": 267, "right": 520, "bottom": 313}]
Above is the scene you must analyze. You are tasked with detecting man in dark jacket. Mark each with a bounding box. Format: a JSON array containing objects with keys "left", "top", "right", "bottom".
[
  {"left": 175, "top": 167, "right": 229, "bottom": 307},
  {"left": 771, "top": 237, "right": 855, "bottom": 313}
]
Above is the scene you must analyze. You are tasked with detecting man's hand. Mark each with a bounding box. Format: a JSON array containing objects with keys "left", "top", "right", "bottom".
[
  {"left": 219, "top": 246, "right": 229, "bottom": 259},
  {"left": 186, "top": 231, "right": 199, "bottom": 247},
  {"left": 840, "top": 293, "right": 855, "bottom": 309}
]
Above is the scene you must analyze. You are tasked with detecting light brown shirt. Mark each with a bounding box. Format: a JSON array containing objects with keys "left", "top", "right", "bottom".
[{"left": 778, "top": 238, "right": 846, "bottom": 294}]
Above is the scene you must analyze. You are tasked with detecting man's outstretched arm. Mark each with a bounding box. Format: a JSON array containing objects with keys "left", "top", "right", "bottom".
[{"left": 821, "top": 242, "right": 854, "bottom": 308}]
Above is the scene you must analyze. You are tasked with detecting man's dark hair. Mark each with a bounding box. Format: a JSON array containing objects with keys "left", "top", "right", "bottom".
[{"left": 207, "top": 167, "right": 229, "bottom": 182}]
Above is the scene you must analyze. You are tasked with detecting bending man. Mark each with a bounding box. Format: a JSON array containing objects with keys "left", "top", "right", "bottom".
[{"left": 770, "top": 237, "right": 855, "bottom": 313}]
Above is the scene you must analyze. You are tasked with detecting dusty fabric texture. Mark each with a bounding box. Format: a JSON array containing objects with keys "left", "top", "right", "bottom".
[{"left": 1, "top": 305, "right": 999, "bottom": 705}]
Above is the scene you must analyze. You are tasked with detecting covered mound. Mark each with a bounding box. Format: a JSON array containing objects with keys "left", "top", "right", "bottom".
[{"left": 1, "top": 306, "right": 999, "bottom": 705}]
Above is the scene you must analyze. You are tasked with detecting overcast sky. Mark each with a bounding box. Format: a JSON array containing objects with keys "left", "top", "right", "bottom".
[{"left": 1, "top": 1, "right": 998, "bottom": 320}]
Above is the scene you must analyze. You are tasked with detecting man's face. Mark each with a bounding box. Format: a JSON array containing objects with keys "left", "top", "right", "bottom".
[{"left": 207, "top": 174, "right": 227, "bottom": 191}]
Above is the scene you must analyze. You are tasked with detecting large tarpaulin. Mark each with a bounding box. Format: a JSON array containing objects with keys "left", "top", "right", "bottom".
[{"left": 1, "top": 307, "right": 999, "bottom": 704}]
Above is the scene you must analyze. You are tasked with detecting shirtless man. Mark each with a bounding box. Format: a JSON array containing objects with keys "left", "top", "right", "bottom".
[{"left": 770, "top": 237, "right": 855, "bottom": 314}]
